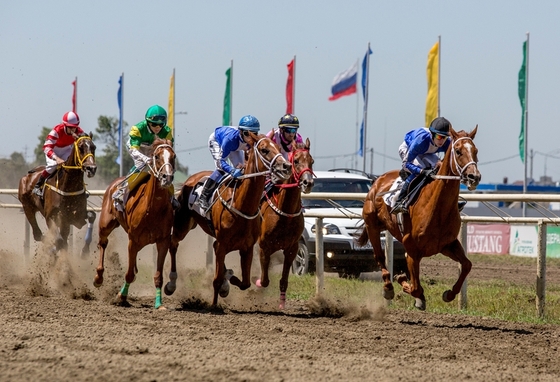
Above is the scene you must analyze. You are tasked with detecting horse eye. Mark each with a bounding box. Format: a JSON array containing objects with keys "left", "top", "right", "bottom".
[
  {"left": 261, "top": 149, "right": 269, "bottom": 155},
  {"left": 294, "top": 160, "right": 299, "bottom": 166},
  {"left": 455, "top": 149, "right": 461, "bottom": 156}
]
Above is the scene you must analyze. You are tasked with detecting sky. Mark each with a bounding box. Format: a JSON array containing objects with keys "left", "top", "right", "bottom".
[{"left": 2, "top": 0, "right": 560, "bottom": 185}]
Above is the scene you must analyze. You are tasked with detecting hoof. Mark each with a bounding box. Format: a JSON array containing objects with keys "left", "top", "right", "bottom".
[
  {"left": 382, "top": 288, "right": 395, "bottom": 300},
  {"left": 93, "top": 276, "right": 103, "bottom": 288},
  {"left": 414, "top": 298, "right": 426, "bottom": 311},
  {"left": 219, "top": 280, "right": 230, "bottom": 298},
  {"left": 279, "top": 301, "right": 286, "bottom": 310},
  {"left": 156, "top": 305, "right": 167, "bottom": 311},
  {"left": 164, "top": 282, "right": 176, "bottom": 296},
  {"left": 442, "top": 290, "right": 455, "bottom": 302},
  {"left": 255, "top": 279, "right": 262, "bottom": 288}
]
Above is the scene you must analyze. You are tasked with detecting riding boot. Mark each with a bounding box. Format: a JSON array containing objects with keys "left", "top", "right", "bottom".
[
  {"left": 170, "top": 196, "right": 180, "bottom": 211},
  {"left": 458, "top": 200, "right": 467, "bottom": 212},
  {"left": 391, "top": 180, "right": 410, "bottom": 214},
  {"left": 197, "top": 178, "right": 218, "bottom": 211},
  {"left": 112, "top": 185, "right": 126, "bottom": 213},
  {"left": 33, "top": 174, "right": 47, "bottom": 198}
]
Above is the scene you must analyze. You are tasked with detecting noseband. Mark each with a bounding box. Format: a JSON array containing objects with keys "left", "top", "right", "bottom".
[
  {"left": 146, "top": 143, "right": 175, "bottom": 181},
  {"left": 449, "top": 137, "right": 478, "bottom": 184},
  {"left": 61, "top": 136, "right": 95, "bottom": 171},
  {"left": 277, "top": 148, "right": 315, "bottom": 189}
]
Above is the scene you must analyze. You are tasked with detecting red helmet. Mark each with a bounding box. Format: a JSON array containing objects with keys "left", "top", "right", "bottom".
[{"left": 62, "top": 111, "right": 80, "bottom": 128}]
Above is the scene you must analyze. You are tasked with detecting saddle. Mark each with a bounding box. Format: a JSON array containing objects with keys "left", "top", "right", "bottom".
[{"left": 385, "top": 172, "right": 434, "bottom": 211}]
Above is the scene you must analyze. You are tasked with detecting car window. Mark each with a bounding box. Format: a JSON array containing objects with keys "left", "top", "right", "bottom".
[{"left": 303, "top": 178, "right": 371, "bottom": 208}]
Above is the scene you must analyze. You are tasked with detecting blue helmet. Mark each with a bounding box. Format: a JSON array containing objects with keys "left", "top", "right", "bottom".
[{"left": 238, "top": 115, "right": 260, "bottom": 133}]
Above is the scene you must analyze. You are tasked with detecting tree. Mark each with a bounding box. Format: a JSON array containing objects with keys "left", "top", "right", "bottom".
[
  {"left": 0, "top": 152, "right": 29, "bottom": 188},
  {"left": 33, "top": 127, "right": 51, "bottom": 166},
  {"left": 95, "top": 116, "right": 133, "bottom": 183}
]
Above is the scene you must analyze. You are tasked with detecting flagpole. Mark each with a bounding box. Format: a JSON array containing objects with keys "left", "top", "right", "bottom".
[
  {"left": 171, "top": 68, "right": 176, "bottom": 140},
  {"left": 292, "top": 55, "right": 296, "bottom": 114},
  {"left": 355, "top": 72, "right": 359, "bottom": 170},
  {"left": 362, "top": 43, "right": 371, "bottom": 173},
  {"left": 523, "top": 32, "right": 530, "bottom": 217},
  {"left": 119, "top": 72, "right": 124, "bottom": 176},
  {"left": 437, "top": 35, "right": 441, "bottom": 117},
  {"left": 229, "top": 59, "right": 233, "bottom": 125},
  {"left": 75, "top": 77, "right": 78, "bottom": 112}
]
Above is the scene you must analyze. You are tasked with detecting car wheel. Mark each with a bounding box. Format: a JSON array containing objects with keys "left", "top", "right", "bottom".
[{"left": 291, "top": 242, "right": 309, "bottom": 276}]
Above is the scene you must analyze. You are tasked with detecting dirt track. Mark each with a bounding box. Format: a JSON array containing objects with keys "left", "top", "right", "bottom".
[{"left": 1, "top": 208, "right": 560, "bottom": 382}]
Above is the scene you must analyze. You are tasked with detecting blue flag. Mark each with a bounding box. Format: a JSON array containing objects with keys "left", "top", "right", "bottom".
[
  {"left": 116, "top": 74, "right": 123, "bottom": 165},
  {"left": 358, "top": 46, "right": 372, "bottom": 157}
]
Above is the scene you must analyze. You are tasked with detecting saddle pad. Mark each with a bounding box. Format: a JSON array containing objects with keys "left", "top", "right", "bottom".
[{"left": 383, "top": 178, "right": 403, "bottom": 209}]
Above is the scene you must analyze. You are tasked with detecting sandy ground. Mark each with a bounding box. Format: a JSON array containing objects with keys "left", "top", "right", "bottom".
[{"left": 1, "top": 207, "right": 560, "bottom": 382}]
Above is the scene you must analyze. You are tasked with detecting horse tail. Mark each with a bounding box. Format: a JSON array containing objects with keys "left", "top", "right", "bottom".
[{"left": 356, "top": 225, "right": 369, "bottom": 247}]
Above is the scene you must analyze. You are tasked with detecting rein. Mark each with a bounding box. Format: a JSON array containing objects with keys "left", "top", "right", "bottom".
[
  {"left": 276, "top": 149, "right": 314, "bottom": 189},
  {"left": 61, "top": 136, "right": 94, "bottom": 171},
  {"left": 145, "top": 143, "right": 175, "bottom": 181}
]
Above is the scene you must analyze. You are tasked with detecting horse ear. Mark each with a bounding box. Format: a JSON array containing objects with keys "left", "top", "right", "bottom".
[
  {"left": 470, "top": 125, "right": 478, "bottom": 139},
  {"left": 449, "top": 124, "right": 457, "bottom": 137},
  {"left": 305, "top": 137, "right": 311, "bottom": 150},
  {"left": 89, "top": 131, "right": 94, "bottom": 140}
]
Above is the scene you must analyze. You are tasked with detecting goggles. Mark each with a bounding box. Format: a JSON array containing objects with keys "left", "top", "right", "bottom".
[
  {"left": 148, "top": 121, "right": 164, "bottom": 128},
  {"left": 283, "top": 127, "right": 298, "bottom": 134},
  {"left": 149, "top": 115, "right": 166, "bottom": 123},
  {"left": 434, "top": 133, "right": 447, "bottom": 140}
]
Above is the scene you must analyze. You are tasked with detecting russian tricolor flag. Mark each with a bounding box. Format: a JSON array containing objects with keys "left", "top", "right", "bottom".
[{"left": 328, "top": 61, "right": 358, "bottom": 101}]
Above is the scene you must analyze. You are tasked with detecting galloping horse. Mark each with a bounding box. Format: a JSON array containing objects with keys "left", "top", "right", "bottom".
[
  {"left": 358, "top": 125, "right": 480, "bottom": 310},
  {"left": 167, "top": 131, "right": 292, "bottom": 306},
  {"left": 94, "top": 138, "right": 176, "bottom": 310},
  {"left": 18, "top": 133, "right": 97, "bottom": 253},
  {"left": 255, "top": 139, "right": 314, "bottom": 309}
]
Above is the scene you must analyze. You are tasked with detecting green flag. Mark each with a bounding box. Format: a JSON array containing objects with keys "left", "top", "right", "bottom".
[
  {"left": 222, "top": 67, "right": 232, "bottom": 126},
  {"left": 518, "top": 40, "right": 527, "bottom": 163}
]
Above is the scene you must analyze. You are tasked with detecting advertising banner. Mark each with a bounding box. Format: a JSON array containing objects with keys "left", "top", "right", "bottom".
[
  {"left": 466, "top": 224, "right": 509, "bottom": 255},
  {"left": 510, "top": 225, "right": 537, "bottom": 257},
  {"left": 546, "top": 225, "right": 560, "bottom": 258}
]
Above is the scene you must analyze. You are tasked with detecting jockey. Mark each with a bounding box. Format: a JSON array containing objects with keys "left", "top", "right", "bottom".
[
  {"left": 266, "top": 114, "right": 304, "bottom": 160},
  {"left": 33, "top": 111, "right": 85, "bottom": 198},
  {"left": 112, "top": 105, "right": 179, "bottom": 211},
  {"left": 391, "top": 117, "right": 452, "bottom": 214},
  {"left": 196, "top": 115, "right": 260, "bottom": 211}
]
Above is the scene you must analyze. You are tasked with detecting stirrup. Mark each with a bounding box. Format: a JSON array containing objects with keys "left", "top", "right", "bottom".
[
  {"left": 33, "top": 187, "right": 44, "bottom": 198},
  {"left": 390, "top": 201, "right": 407, "bottom": 215}
]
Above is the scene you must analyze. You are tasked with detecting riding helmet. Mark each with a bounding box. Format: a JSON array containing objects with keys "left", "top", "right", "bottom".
[
  {"left": 278, "top": 114, "right": 299, "bottom": 129},
  {"left": 429, "top": 117, "right": 451, "bottom": 136},
  {"left": 238, "top": 115, "right": 260, "bottom": 133},
  {"left": 145, "top": 105, "right": 167, "bottom": 126},
  {"left": 62, "top": 111, "right": 80, "bottom": 127}
]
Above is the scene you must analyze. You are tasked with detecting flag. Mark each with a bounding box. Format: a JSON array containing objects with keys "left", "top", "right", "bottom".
[
  {"left": 168, "top": 69, "right": 175, "bottom": 135},
  {"left": 358, "top": 46, "right": 373, "bottom": 157},
  {"left": 71, "top": 77, "right": 77, "bottom": 113},
  {"left": 328, "top": 61, "right": 358, "bottom": 101},
  {"left": 286, "top": 58, "right": 295, "bottom": 114},
  {"left": 425, "top": 41, "right": 439, "bottom": 127},
  {"left": 223, "top": 65, "right": 232, "bottom": 126},
  {"left": 116, "top": 74, "right": 123, "bottom": 166},
  {"left": 518, "top": 40, "right": 527, "bottom": 163}
]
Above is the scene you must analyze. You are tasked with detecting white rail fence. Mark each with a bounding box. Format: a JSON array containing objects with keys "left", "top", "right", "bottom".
[{"left": 2, "top": 189, "right": 560, "bottom": 318}]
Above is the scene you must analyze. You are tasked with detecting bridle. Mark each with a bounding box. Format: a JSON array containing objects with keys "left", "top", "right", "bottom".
[
  {"left": 145, "top": 143, "right": 175, "bottom": 182},
  {"left": 276, "top": 148, "right": 315, "bottom": 189},
  {"left": 449, "top": 136, "right": 478, "bottom": 184},
  {"left": 61, "top": 136, "right": 95, "bottom": 171}
]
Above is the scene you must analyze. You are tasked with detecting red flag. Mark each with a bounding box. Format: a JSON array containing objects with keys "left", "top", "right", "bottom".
[
  {"left": 71, "top": 78, "right": 77, "bottom": 113},
  {"left": 286, "top": 58, "right": 294, "bottom": 114}
]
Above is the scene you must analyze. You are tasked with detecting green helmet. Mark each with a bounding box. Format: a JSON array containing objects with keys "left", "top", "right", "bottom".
[{"left": 145, "top": 105, "right": 167, "bottom": 126}]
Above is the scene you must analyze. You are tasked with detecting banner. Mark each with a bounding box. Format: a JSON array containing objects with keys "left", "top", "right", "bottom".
[
  {"left": 286, "top": 58, "right": 294, "bottom": 114},
  {"left": 168, "top": 70, "right": 175, "bottom": 134},
  {"left": 328, "top": 61, "right": 358, "bottom": 101},
  {"left": 116, "top": 74, "right": 123, "bottom": 166},
  {"left": 358, "top": 46, "right": 372, "bottom": 157},
  {"left": 223, "top": 66, "right": 232, "bottom": 126},
  {"left": 425, "top": 42, "right": 439, "bottom": 127},
  {"left": 518, "top": 40, "right": 527, "bottom": 163},
  {"left": 466, "top": 224, "right": 510, "bottom": 255},
  {"left": 72, "top": 77, "right": 77, "bottom": 113}
]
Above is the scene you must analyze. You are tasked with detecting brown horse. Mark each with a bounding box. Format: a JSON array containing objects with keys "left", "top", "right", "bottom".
[
  {"left": 167, "top": 132, "right": 292, "bottom": 306},
  {"left": 18, "top": 133, "right": 97, "bottom": 253},
  {"left": 255, "top": 139, "right": 314, "bottom": 309},
  {"left": 93, "top": 138, "right": 176, "bottom": 310},
  {"left": 358, "top": 126, "right": 480, "bottom": 310}
]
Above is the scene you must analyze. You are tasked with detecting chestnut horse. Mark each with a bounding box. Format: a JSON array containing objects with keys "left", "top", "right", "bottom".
[
  {"left": 358, "top": 126, "right": 480, "bottom": 310},
  {"left": 255, "top": 139, "right": 314, "bottom": 309},
  {"left": 94, "top": 138, "right": 176, "bottom": 310},
  {"left": 18, "top": 133, "right": 97, "bottom": 253},
  {"left": 167, "top": 132, "right": 292, "bottom": 306}
]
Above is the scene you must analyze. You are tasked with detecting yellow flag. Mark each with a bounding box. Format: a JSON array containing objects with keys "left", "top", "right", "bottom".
[
  {"left": 168, "top": 70, "right": 175, "bottom": 134},
  {"left": 425, "top": 42, "right": 439, "bottom": 127}
]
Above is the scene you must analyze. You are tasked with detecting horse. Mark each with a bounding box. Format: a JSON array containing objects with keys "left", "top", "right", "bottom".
[
  {"left": 93, "top": 138, "right": 176, "bottom": 310},
  {"left": 167, "top": 131, "right": 292, "bottom": 306},
  {"left": 255, "top": 139, "right": 315, "bottom": 309},
  {"left": 358, "top": 125, "right": 480, "bottom": 310},
  {"left": 18, "top": 133, "right": 97, "bottom": 254}
]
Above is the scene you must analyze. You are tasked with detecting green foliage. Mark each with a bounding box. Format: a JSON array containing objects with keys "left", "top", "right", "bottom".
[
  {"left": 0, "top": 152, "right": 31, "bottom": 188},
  {"left": 34, "top": 127, "right": 51, "bottom": 165},
  {"left": 94, "top": 115, "right": 133, "bottom": 183}
]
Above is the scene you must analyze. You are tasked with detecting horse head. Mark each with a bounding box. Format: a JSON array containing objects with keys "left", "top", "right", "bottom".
[
  {"left": 288, "top": 138, "right": 315, "bottom": 194},
  {"left": 149, "top": 138, "right": 176, "bottom": 188},
  {"left": 74, "top": 133, "right": 97, "bottom": 178},
  {"left": 243, "top": 131, "right": 292, "bottom": 182},
  {"left": 448, "top": 125, "right": 481, "bottom": 191}
]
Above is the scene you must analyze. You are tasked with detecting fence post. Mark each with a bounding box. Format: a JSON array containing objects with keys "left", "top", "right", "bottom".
[
  {"left": 536, "top": 220, "right": 547, "bottom": 318},
  {"left": 458, "top": 220, "right": 468, "bottom": 310},
  {"left": 315, "top": 217, "right": 324, "bottom": 296},
  {"left": 385, "top": 230, "right": 394, "bottom": 281}
]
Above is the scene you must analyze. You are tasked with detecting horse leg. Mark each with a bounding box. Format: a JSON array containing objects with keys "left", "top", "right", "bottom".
[
  {"left": 397, "top": 253, "right": 426, "bottom": 310},
  {"left": 229, "top": 247, "right": 253, "bottom": 291},
  {"left": 153, "top": 237, "right": 171, "bottom": 310},
  {"left": 93, "top": 213, "right": 119, "bottom": 287},
  {"left": 365, "top": 224, "right": 394, "bottom": 300},
  {"left": 118, "top": 240, "right": 140, "bottom": 304},
  {"left": 23, "top": 207, "right": 43, "bottom": 242},
  {"left": 255, "top": 243, "right": 271, "bottom": 288},
  {"left": 81, "top": 211, "right": 96, "bottom": 257},
  {"left": 164, "top": 241, "right": 178, "bottom": 296},
  {"left": 58, "top": 223, "right": 70, "bottom": 252},
  {"left": 278, "top": 242, "right": 299, "bottom": 309},
  {"left": 440, "top": 239, "right": 472, "bottom": 303},
  {"left": 212, "top": 242, "right": 226, "bottom": 305}
]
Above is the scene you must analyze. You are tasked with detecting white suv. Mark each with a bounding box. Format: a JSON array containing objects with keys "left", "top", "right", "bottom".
[{"left": 292, "top": 169, "right": 407, "bottom": 278}]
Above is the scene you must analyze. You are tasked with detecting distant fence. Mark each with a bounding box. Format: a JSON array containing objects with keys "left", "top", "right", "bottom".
[{"left": 3, "top": 189, "right": 560, "bottom": 318}]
